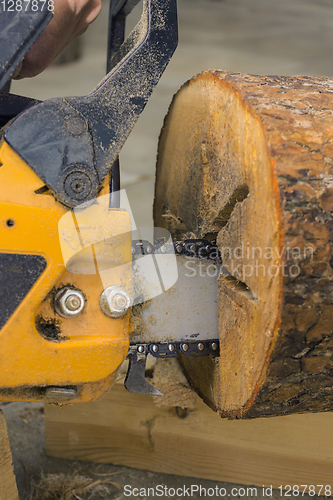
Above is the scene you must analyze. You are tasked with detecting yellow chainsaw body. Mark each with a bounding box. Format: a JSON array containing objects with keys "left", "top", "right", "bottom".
[{"left": 0, "top": 141, "right": 131, "bottom": 403}]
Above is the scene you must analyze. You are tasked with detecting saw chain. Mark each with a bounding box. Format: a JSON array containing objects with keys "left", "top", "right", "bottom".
[
  {"left": 131, "top": 339, "right": 220, "bottom": 358},
  {"left": 125, "top": 239, "right": 221, "bottom": 396},
  {"left": 131, "top": 238, "right": 221, "bottom": 261}
]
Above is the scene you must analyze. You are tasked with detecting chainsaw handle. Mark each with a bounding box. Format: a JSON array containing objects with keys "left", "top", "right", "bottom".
[
  {"left": 5, "top": 0, "right": 178, "bottom": 208},
  {"left": 107, "top": 0, "right": 141, "bottom": 208},
  {"left": 0, "top": 8, "right": 52, "bottom": 91},
  {"left": 107, "top": 0, "right": 141, "bottom": 71}
]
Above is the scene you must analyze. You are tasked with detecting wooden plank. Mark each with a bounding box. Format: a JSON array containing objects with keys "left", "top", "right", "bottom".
[
  {"left": 45, "top": 381, "right": 333, "bottom": 492},
  {"left": 0, "top": 409, "right": 19, "bottom": 500}
]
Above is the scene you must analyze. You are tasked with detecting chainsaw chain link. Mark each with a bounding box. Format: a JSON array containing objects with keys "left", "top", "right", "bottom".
[
  {"left": 129, "top": 339, "right": 220, "bottom": 358},
  {"left": 130, "top": 238, "right": 221, "bottom": 359},
  {"left": 131, "top": 238, "right": 221, "bottom": 262}
]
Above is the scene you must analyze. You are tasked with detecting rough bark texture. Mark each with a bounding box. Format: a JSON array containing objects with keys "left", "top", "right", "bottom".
[{"left": 154, "top": 71, "right": 333, "bottom": 418}]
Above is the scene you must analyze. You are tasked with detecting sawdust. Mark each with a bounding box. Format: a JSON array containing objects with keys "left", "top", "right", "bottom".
[
  {"left": 29, "top": 472, "right": 121, "bottom": 500},
  {"left": 151, "top": 358, "right": 197, "bottom": 410}
]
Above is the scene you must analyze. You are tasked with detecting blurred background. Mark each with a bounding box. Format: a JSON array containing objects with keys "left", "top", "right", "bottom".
[{"left": 11, "top": 0, "right": 333, "bottom": 229}]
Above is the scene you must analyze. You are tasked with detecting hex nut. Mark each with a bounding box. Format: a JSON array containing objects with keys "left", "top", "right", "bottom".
[
  {"left": 100, "top": 286, "right": 131, "bottom": 318},
  {"left": 54, "top": 288, "right": 85, "bottom": 318}
]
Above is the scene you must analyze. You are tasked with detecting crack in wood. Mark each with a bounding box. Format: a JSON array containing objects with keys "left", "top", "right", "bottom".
[
  {"left": 141, "top": 416, "right": 157, "bottom": 452},
  {"left": 221, "top": 274, "right": 258, "bottom": 303},
  {"left": 213, "top": 183, "right": 249, "bottom": 229}
]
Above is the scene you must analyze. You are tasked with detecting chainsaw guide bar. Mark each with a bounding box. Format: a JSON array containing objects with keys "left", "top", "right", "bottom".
[{"left": 126, "top": 238, "right": 221, "bottom": 395}]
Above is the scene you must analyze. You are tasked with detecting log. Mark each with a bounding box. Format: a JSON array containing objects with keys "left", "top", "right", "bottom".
[
  {"left": 154, "top": 71, "right": 333, "bottom": 418},
  {"left": 0, "top": 410, "right": 19, "bottom": 500}
]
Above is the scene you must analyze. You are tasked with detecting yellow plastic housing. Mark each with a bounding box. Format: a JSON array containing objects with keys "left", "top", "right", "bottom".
[{"left": 0, "top": 141, "right": 131, "bottom": 403}]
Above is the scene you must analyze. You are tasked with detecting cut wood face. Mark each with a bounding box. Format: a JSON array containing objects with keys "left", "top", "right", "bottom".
[
  {"left": 155, "top": 71, "right": 333, "bottom": 418},
  {"left": 155, "top": 73, "right": 282, "bottom": 413}
]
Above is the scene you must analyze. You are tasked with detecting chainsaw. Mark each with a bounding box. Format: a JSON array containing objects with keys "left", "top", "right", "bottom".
[{"left": 0, "top": 0, "right": 221, "bottom": 403}]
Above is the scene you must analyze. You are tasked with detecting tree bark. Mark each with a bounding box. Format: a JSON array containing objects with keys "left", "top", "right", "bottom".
[{"left": 154, "top": 71, "right": 333, "bottom": 418}]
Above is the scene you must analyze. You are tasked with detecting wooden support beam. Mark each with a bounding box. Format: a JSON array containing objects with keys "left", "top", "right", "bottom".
[
  {"left": 45, "top": 377, "right": 333, "bottom": 493},
  {"left": 0, "top": 409, "right": 19, "bottom": 500}
]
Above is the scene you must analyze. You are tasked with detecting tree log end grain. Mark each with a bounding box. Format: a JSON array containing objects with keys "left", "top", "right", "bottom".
[{"left": 154, "top": 71, "right": 333, "bottom": 418}]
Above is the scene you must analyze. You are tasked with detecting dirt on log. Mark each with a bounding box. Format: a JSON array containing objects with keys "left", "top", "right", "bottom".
[{"left": 154, "top": 70, "right": 333, "bottom": 418}]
